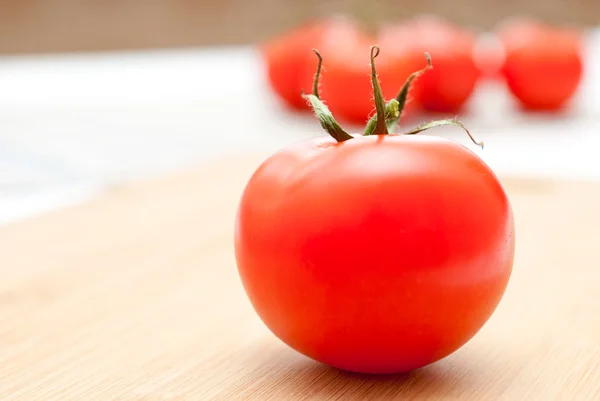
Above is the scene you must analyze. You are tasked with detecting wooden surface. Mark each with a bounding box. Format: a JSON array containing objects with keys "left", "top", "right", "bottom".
[{"left": 1, "top": 154, "right": 600, "bottom": 400}]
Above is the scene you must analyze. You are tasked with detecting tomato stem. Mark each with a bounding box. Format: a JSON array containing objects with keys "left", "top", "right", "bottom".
[
  {"left": 369, "top": 46, "right": 389, "bottom": 136},
  {"left": 303, "top": 47, "right": 480, "bottom": 149},
  {"left": 303, "top": 50, "right": 353, "bottom": 142},
  {"left": 311, "top": 49, "right": 323, "bottom": 98},
  {"left": 402, "top": 118, "right": 484, "bottom": 149},
  {"left": 389, "top": 53, "right": 432, "bottom": 132},
  {"left": 363, "top": 99, "right": 399, "bottom": 136},
  {"left": 364, "top": 52, "right": 432, "bottom": 135}
]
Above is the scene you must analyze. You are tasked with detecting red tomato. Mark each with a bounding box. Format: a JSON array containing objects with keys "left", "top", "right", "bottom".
[
  {"left": 262, "top": 17, "right": 422, "bottom": 124},
  {"left": 378, "top": 16, "right": 480, "bottom": 113},
  {"left": 261, "top": 21, "right": 327, "bottom": 111},
  {"left": 235, "top": 48, "right": 515, "bottom": 373},
  {"left": 313, "top": 22, "right": 422, "bottom": 124},
  {"left": 498, "top": 19, "right": 584, "bottom": 110}
]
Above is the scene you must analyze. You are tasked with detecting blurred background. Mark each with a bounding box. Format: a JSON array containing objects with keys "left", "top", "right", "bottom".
[
  {"left": 0, "top": 0, "right": 598, "bottom": 53},
  {"left": 1, "top": 0, "right": 599, "bottom": 224}
]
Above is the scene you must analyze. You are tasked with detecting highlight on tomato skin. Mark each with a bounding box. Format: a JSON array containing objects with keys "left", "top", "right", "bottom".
[
  {"left": 495, "top": 18, "right": 584, "bottom": 111},
  {"left": 235, "top": 45, "right": 515, "bottom": 375}
]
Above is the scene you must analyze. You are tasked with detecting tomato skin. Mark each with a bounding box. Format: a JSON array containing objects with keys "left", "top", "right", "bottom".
[
  {"left": 320, "top": 54, "right": 422, "bottom": 125},
  {"left": 379, "top": 17, "right": 480, "bottom": 114},
  {"left": 234, "top": 135, "right": 515, "bottom": 374},
  {"left": 261, "top": 21, "right": 327, "bottom": 111},
  {"left": 262, "top": 17, "right": 422, "bottom": 123},
  {"left": 498, "top": 21, "right": 584, "bottom": 111},
  {"left": 314, "top": 29, "right": 421, "bottom": 124}
]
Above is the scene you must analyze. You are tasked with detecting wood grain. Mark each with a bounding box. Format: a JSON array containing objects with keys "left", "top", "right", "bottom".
[{"left": 1, "top": 154, "right": 599, "bottom": 400}]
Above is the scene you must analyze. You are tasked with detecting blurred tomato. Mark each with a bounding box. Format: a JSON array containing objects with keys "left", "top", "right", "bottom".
[
  {"left": 497, "top": 19, "right": 584, "bottom": 111},
  {"left": 263, "top": 17, "right": 426, "bottom": 124},
  {"left": 378, "top": 16, "right": 480, "bottom": 113},
  {"left": 261, "top": 21, "right": 328, "bottom": 110},
  {"left": 310, "top": 20, "right": 421, "bottom": 125}
]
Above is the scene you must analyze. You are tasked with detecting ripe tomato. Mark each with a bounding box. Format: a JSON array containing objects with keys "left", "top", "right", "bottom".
[
  {"left": 498, "top": 19, "right": 584, "bottom": 111},
  {"left": 262, "top": 17, "right": 423, "bottom": 123},
  {"left": 378, "top": 16, "right": 480, "bottom": 113},
  {"left": 261, "top": 20, "right": 327, "bottom": 111},
  {"left": 313, "top": 21, "right": 422, "bottom": 124},
  {"left": 235, "top": 46, "right": 515, "bottom": 374}
]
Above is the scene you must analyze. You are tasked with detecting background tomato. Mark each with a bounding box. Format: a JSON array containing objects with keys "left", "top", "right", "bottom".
[
  {"left": 261, "top": 20, "right": 328, "bottom": 111},
  {"left": 498, "top": 19, "right": 584, "bottom": 110},
  {"left": 378, "top": 16, "right": 480, "bottom": 114},
  {"left": 312, "top": 20, "right": 422, "bottom": 125},
  {"left": 235, "top": 133, "right": 515, "bottom": 374}
]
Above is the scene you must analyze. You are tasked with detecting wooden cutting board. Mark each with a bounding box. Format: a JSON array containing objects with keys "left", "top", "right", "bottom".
[{"left": 1, "top": 154, "right": 599, "bottom": 400}]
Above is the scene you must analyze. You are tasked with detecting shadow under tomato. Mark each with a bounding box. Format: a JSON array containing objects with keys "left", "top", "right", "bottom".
[{"left": 261, "top": 356, "right": 463, "bottom": 399}]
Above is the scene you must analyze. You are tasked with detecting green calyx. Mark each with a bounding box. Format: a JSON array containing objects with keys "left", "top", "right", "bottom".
[
  {"left": 303, "top": 45, "right": 484, "bottom": 148},
  {"left": 301, "top": 50, "right": 353, "bottom": 142}
]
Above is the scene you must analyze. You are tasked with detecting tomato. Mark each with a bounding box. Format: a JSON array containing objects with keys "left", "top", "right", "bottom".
[
  {"left": 313, "top": 21, "right": 422, "bottom": 124},
  {"left": 378, "top": 16, "right": 480, "bottom": 113},
  {"left": 262, "top": 17, "right": 424, "bottom": 123},
  {"left": 235, "top": 46, "right": 515, "bottom": 374},
  {"left": 261, "top": 20, "right": 327, "bottom": 111},
  {"left": 498, "top": 19, "right": 584, "bottom": 111}
]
